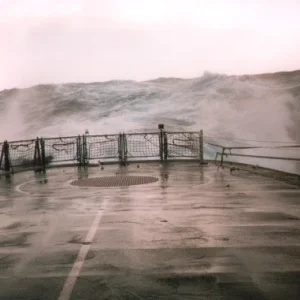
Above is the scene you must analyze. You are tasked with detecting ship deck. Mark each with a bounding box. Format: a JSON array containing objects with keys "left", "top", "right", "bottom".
[{"left": 0, "top": 162, "right": 299, "bottom": 300}]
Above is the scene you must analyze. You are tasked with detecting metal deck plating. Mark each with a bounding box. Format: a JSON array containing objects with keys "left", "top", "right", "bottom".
[{"left": 0, "top": 162, "right": 300, "bottom": 299}]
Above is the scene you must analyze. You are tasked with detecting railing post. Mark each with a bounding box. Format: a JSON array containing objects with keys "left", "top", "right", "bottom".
[
  {"left": 76, "top": 135, "right": 82, "bottom": 166},
  {"left": 158, "top": 124, "right": 164, "bottom": 161},
  {"left": 82, "top": 134, "right": 88, "bottom": 166},
  {"left": 40, "top": 138, "right": 46, "bottom": 171},
  {"left": 221, "top": 147, "right": 226, "bottom": 166},
  {"left": 123, "top": 133, "right": 127, "bottom": 164},
  {"left": 163, "top": 132, "right": 168, "bottom": 160},
  {"left": 118, "top": 133, "right": 127, "bottom": 165},
  {"left": 0, "top": 143, "right": 4, "bottom": 170},
  {"left": 0, "top": 141, "right": 11, "bottom": 173},
  {"left": 33, "top": 137, "right": 42, "bottom": 169},
  {"left": 4, "top": 141, "right": 11, "bottom": 172},
  {"left": 118, "top": 133, "right": 122, "bottom": 164},
  {"left": 215, "top": 152, "right": 220, "bottom": 165},
  {"left": 199, "top": 130, "right": 204, "bottom": 163}
]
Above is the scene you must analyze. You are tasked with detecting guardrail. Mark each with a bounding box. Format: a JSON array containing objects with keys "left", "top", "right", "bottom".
[
  {"left": 0, "top": 125, "right": 204, "bottom": 174},
  {"left": 2, "top": 126, "right": 299, "bottom": 175},
  {"left": 208, "top": 142, "right": 300, "bottom": 174}
]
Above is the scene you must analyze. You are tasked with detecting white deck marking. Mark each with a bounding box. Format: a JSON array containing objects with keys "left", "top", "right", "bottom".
[{"left": 57, "top": 198, "right": 108, "bottom": 300}]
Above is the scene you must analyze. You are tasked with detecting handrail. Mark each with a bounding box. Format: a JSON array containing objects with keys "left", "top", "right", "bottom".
[
  {"left": 222, "top": 152, "right": 300, "bottom": 161},
  {"left": 1, "top": 129, "right": 299, "bottom": 174},
  {"left": 214, "top": 144, "right": 300, "bottom": 168},
  {"left": 206, "top": 142, "right": 300, "bottom": 150}
]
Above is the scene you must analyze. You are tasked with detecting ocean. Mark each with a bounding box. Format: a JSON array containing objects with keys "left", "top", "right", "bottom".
[{"left": 1, "top": 71, "right": 299, "bottom": 173}]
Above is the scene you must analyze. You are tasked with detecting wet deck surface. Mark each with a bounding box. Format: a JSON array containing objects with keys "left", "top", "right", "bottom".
[{"left": 0, "top": 162, "right": 300, "bottom": 300}]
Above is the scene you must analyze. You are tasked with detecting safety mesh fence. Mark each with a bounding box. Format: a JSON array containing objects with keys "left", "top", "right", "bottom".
[
  {"left": 1, "top": 131, "right": 299, "bottom": 175},
  {"left": 126, "top": 133, "right": 161, "bottom": 158},
  {"left": 166, "top": 132, "right": 201, "bottom": 158},
  {"left": 43, "top": 136, "right": 79, "bottom": 163},
  {"left": 85, "top": 135, "right": 119, "bottom": 161},
  {"left": 0, "top": 131, "right": 205, "bottom": 173},
  {"left": 7, "top": 139, "right": 36, "bottom": 168}
]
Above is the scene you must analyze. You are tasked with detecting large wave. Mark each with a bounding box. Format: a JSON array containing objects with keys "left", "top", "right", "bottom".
[{"left": 0, "top": 70, "right": 299, "bottom": 173}]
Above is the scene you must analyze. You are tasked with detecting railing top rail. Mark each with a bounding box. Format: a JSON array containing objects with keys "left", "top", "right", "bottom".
[
  {"left": 86, "top": 134, "right": 119, "bottom": 138},
  {"left": 228, "top": 145, "right": 300, "bottom": 150},
  {"left": 43, "top": 136, "right": 79, "bottom": 140},
  {"left": 6, "top": 139, "right": 36, "bottom": 144},
  {"left": 125, "top": 132, "right": 159, "bottom": 136},
  {"left": 166, "top": 131, "right": 200, "bottom": 134},
  {"left": 217, "top": 151, "right": 300, "bottom": 161},
  {"left": 3, "top": 131, "right": 204, "bottom": 143},
  {"left": 264, "top": 145, "right": 300, "bottom": 149},
  {"left": 205, "top": 142, "right": 224, "bottom": 148},
  {"left": 207, "top": 142, "right": 300, "bottom": 150}
]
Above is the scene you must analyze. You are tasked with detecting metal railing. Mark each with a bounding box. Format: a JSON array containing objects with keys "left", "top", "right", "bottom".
[
  {"left": 210, "top": 144, "right": 300, "bottom": 164},
  {"left": 2, "top": 125, "right": 298, "bottom": 175},
  {"left": 0, "top": 125, "right": 205, "bottom": 174},
  {"left": 208, "top": 141, "right": 300, "bottom": 174}
]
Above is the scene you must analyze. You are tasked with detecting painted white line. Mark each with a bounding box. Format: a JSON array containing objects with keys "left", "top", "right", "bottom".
[
  {"left": 57, "top": 198, "right": 108, "bottom": 300},
  {"left": 15, "top": 179, "right": 38, "bottom": 195},
  {"left": 15, "top": 174, "right": 61, "bottom": 196},
  {"left": 14, "top": 177, "right": 81, "bottom": 198}
]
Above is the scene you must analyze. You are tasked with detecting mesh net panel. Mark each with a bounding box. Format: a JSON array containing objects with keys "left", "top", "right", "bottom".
[
  {"left": 8, "top": 139, "right": 36, "bottom": 167},
  {"left": 1, "top": 131, "right": 205, "bottom": 170},
  {"left": 44, "top": 136, "right": 79, "bottom": 163},
  {"left": 166, "top": 132, "right": 200, "bottom": 157},
  {"left": 126, "top": 133, "right": 160, "bottom": 158},
  {"left": 86, "top": 135, "right": 119, "bottom": 160}
]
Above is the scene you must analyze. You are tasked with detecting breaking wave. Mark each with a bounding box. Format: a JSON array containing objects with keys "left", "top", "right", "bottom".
[{"left": 0, "top": 70, "right": 299, "bottom": 173}]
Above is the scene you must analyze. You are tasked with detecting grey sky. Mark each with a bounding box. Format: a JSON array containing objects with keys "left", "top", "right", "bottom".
[{"left": 0, "top": 0, "right": 300, "bottom": 90}]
